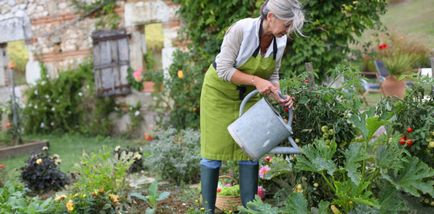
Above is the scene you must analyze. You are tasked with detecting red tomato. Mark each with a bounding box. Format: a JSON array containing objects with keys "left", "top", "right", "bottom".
[
  {"left": 407, "top": 127, "right": 413, "bottom": 133},
  {"left": 406, "top": 140, "right": 413, "bottom": 147}
]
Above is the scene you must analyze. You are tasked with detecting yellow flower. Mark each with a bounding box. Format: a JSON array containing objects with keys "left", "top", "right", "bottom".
[
  {"left": 330, "top": 204, "right": 342, "bottom": 214},
  {"left": 36, "top": 158, "right": 43, "bottom": 165},
  {"left": 66, "top": 200, "right": 74, "bottom": 213},
  {"left": 177, "top": 70, "right": 184, "bottom": 79},
  {"left": 55, "top": 194, "right": 66, "bottom": 201},
  {"left": 109, "top": 194, "right": 120, "bottom": 204}
]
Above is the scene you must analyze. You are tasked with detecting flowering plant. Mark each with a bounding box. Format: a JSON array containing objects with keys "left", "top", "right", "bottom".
[
  {"left": 113, "top": 145, "right": 144, "bottom": 173},
  {"left": 20, "top": 147, "right": 69, "bottom": 193},
  {"left": 375, "top": 34, "right": 430, "bottom": 78},
  {"left": 127, "top": 67, "right": 144, "bottom": 91}
]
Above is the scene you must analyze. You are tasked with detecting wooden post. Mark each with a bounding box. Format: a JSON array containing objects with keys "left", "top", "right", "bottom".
[{"left": 305, "top": 62, "right": 315, "bottom": 88}]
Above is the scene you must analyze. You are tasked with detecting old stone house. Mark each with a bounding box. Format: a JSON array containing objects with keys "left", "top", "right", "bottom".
[{"left": 0, "top": 0, "right": 182, "bottom": 134}]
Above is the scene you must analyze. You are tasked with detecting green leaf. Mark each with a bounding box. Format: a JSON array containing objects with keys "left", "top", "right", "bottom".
[
  {"left": 334, "top": 180, "right": 380, "bottom": 209},
  {"left": 377, "top": 185, "right": 409, "bottom": 214},
  {"left": 344, "top": 143, "right": 369, "bottom": 185},
  {"left": 148, "top": 181, "right": 158, "bottom": 196},
  {"left": 145, "top": 208, "right": 155, "bottom": 214},
  {"left": 281, "top": 192, "right": 309, "bottom": 214},
  {"left": 349, "top": 110, "right": 386, "bottom": 141},
  {"left": 375, "top": 141, "right": 406, "bottom": 173},
  {"left": 382, "top": 156, "right": 434, "bottom": 197},
  {"left": 318, "top": 200, "right": 331, "bottom": 214},
  {"left": 295, "top": 139, "right": 337, "bottom": 176},
  {"left": 130, "top": 192, "right": 147, "bottom": 203},
  {"left": 365, "top": 116, "right": 386, "bottom": 141},
  {"left": 157, "top": 191, "right": 170, "bottom": 201},
  {"left": 238, "top": 195, "right": 279, "bottom": 214}
]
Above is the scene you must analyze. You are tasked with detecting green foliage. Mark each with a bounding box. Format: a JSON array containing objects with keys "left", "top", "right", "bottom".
[
  {"left": 218, "top": 185, "right": 240, "bottom": 197},
  {"left": 281, "top": 65, "right": 362, "bottom": 145},
  {"left": 22, "top": 62, "right": 116, "bottom": 136},
  {"left": 281, "top": 192, "right": 309, "bottom": 214},
  {"left": 70, "top": 0, "right": 120, "bottom": 29},
  {"left": 130, "top": 181, "right": 170, "bottom": 214},
  {"left": 294, "top": 139, "right": 337, "bottom": 176},
  {"left": 238, "top": 195, "right": 279, "bottom": 214},
  {"left": 113, "top": 145, "right": 144, "bottom": 173},
  {"left": 282, "top": 0, "right": 387, "bottom": 80},
  {"left": 376, "top": 77, "right": 434, "bottom": 166},
  {"left": 20, "top": 149, "right": 69, "bottom": 193},
  {"left": 333, "top": 180, "right": 379, "bottom": 210},
  {"left": 0, "top": 181, "right": 61, "bottom": 213},
  {"left": 70, "top": 148, "right": 133, "bottom": 196},
  {"left": 126, "top": 67, "right": 143, "bottom": 91},
  {"left": 174, "top": 0, "right": 387, "bottom": 81},
  {"left": 381, "top": 156, "right": 434, "bottom": 198},
  {"left": 152, "top": 51, "right": 203, "bottom": 129},
  {"left": 344, "top": 143, "right": 370, "bottom": 185},
  {"left": 144, "top": 128, "right": 201, "bottom": 184},
  {"left": 6, "top": 41, "right": 28, "bottom": 80}
]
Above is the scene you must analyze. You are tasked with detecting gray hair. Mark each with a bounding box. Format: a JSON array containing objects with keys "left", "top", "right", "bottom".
[{"left": 261, "top": 0, "right": 305, "bottom": 36}]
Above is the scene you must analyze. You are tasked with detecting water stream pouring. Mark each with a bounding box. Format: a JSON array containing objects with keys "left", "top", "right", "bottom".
[{"left": 227, "top": 90, "right": 301, "bottom": 160}]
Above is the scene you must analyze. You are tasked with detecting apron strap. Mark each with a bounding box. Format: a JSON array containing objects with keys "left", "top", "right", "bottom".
[{"left": 252, "top": 18, "right": 278, "bottom": 60}]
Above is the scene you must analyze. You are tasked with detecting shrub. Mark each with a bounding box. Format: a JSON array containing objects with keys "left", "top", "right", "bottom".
[
  {"left": 376, "top": 77, "right": 434, "bottom": 166},
  {"left": 70, "top": 148, "right": 133, "bottom": 196},
  {"left": 113, "top": 145, "right": 145, "bottom": 173},
  {"left": 151, "top": 50, "right": 204, "bottom": 129},
  {"left": 144, "top": 128, "right": 201, "bottom": 184},
  {"left": 0, "top": 181, "right": 62, "bottom": 213},
  {"left": 280, "top": 65, "right": 363, "bottom": 145},
  {"left": 20, "top": 148, "right": 69, "bottom": 193},
  {"left": 22, "top": 62, "right": 116, "bottom": 136}
]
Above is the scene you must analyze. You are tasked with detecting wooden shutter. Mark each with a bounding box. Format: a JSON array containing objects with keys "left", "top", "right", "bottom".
[{"left": 92, "top": 29, "right": 131, "bottom": 97}]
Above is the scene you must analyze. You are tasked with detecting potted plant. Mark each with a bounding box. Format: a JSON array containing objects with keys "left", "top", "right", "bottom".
[
  {"left": 381, "top": 52, "right": 420, "bottom": 98},
  {"left": 376, "top": 34, "right": 430, "bottom": 98},
  {"left": 215, "top": 175, "right": 242, "bottom": 212}
]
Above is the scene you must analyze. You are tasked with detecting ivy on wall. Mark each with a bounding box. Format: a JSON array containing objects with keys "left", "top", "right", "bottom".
[
  {"left": 173, "top": 0, "right": 387, "bottom": 80},
  {"left": 70, "top": 0, "right": 120, "bottom": 29}
]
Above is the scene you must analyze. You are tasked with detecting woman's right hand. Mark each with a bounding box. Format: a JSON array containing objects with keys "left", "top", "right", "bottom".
[{"left": 253, "top": 77, "right": 278, "bottom": 95}]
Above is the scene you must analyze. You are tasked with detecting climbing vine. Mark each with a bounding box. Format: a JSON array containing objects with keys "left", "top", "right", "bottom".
[
  {"left": 70, "top": 0, "right": 120, "bottom": 29},
  {"left": 173, "top": 0, "right": 387, "bottom": 80}
]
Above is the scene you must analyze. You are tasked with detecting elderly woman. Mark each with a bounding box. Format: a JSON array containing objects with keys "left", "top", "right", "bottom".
[{"left": 199, "top": 0, "right": 304, "bottom": 212}]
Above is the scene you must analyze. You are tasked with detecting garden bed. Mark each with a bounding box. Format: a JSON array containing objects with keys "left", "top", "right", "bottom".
[{"left": 0, "top": 141, "right": 49, "bottom": 159}]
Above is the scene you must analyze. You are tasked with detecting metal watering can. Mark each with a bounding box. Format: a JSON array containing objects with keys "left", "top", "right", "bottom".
[{"left": 227, "top": 89, "right": 301, "bottom": 160}]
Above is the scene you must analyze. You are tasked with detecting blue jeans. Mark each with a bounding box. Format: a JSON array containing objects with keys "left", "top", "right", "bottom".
[{"left": 200, "top": 158, "right": 258, "bottom": 169}]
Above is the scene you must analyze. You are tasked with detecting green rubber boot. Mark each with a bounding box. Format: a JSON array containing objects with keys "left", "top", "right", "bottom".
[
  {"left": 200, "top": 165, "right": 220, "bottom": 214},
  {"left": 239, "top": 164, "right": 259, "bottom": 207}
]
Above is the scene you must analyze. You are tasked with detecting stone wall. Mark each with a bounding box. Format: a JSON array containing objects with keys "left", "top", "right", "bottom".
[
  {"left": 0, "top": 0, "right": 181, "bottom": 79},
  {"left": 0, "top": 0, "right": 183, "bottom": 135}
]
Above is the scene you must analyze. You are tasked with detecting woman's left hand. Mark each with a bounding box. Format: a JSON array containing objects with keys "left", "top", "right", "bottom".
[{"left": 273, "top": 92, "right": 294, "bottom": 108}]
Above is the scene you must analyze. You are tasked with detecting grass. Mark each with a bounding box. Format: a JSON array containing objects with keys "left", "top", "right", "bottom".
[
  {"left": 382, "top": 0, "right": 434, "bottom": 48},
  {"left": 0, "top": 133, "right": 141, "bottom": 182}
]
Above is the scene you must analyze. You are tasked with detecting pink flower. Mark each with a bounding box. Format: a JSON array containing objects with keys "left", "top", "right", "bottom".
[
  {"left": 259, "top": 165, "right": 271, "bottom": 179},
  {"left": 257, "top": 186, "right": 265, "bottom": 199},
  {"left": 264, "top": 156, "right": 272, "bottom": 163},
  {"left": 133, "top": 67, "right": 143, "bottom": 82}
]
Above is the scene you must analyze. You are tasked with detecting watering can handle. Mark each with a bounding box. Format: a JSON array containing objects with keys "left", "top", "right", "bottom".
[
  {"left": 239, "top": 89, "right": 301, "bottom": 155},
  {"left": 239, "top": 89, "right": 293, "bottom": 126}
]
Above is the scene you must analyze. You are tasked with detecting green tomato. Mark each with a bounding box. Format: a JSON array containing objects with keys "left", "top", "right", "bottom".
[
  {"left": 429, "top": 141, "right": 434, "bottom": 149},
  {"left": 321, "top": 126, "right": 328, "bottom": 133},
  {"left": 295, "top": 138, "right": 300, "bottom": 143},
  {"left": 328, "top": 129, "right": 335, "bottom": 135}
]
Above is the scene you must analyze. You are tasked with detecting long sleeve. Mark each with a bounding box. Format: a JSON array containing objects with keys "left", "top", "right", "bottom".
[{"left": 215, "top": 23, "right": 243, "bottom": 81}]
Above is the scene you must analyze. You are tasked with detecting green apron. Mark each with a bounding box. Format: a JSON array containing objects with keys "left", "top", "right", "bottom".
[{"left": 200, "top": 36, "right": 278, "bottom": 160}]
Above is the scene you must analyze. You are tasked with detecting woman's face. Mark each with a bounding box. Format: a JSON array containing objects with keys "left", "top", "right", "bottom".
[{"left": 268, "top": 13, "right": 292, "bottom": 37}]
